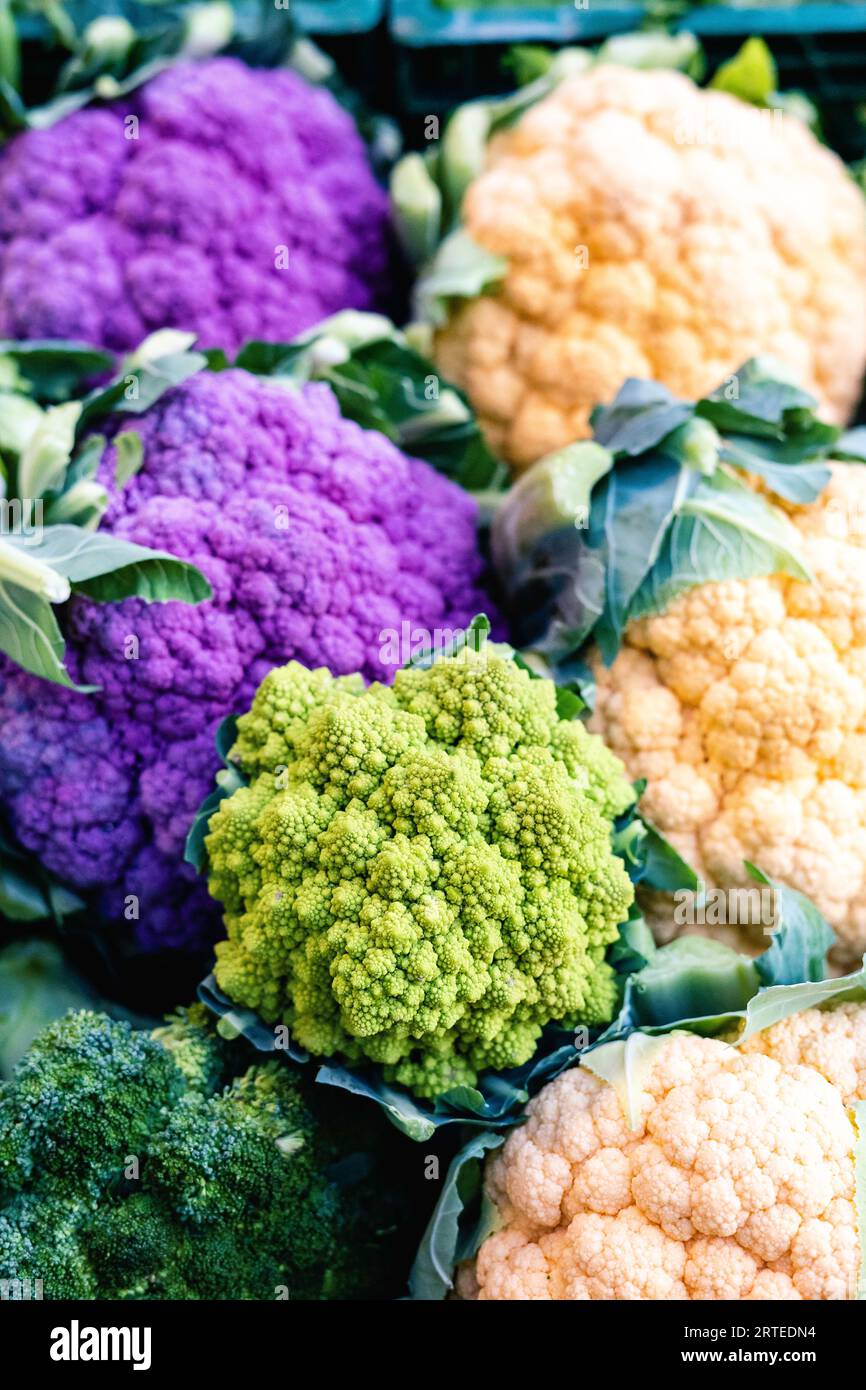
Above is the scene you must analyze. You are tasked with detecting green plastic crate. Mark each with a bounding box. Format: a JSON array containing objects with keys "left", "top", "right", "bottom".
[
  {"left": 389, "top": 1, "right": 866, "bottom": 161},
  {"left": 392, "top": 0, "right": 640, "bottom": 46},
  {"left": 296, "top": 0, "right": 384, "bottom": 33},
  {"left": 391, "top": 0, "right": 866, "bottom": 46}
]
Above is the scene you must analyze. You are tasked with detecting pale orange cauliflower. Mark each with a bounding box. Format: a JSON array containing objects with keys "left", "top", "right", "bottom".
[
  {"left": 589, "top": 463, "right": 866, "bottom": 966},
  {"left": 463, "top": 1030, "right": 860, "bottom": 1300},
  {"left": 433, "top": 66, "right": 866, "bottom": 472},
  {"left": 741, "top": 1003, "right": 866, "bottom": 1106}
]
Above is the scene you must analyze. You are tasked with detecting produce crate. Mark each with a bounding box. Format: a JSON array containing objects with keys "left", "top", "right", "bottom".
[
  {"left": 296, "top": 0, "right": 384, "bottom": 32},
  {"left": 389, "top": 0, "right": 866, "bottom": 162}
]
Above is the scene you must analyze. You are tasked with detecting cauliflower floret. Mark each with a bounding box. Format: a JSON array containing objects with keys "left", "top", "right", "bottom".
[
  {"left": 469, "top": 1031, "right": 860, "bottom": 1299},
  {"left": 0, "top": 59, "right": 391, "bottom": 353},
  {"left": 207, "top": 648, "right": 636, "bottom": 1096},
  {"left": 590, "top": 463, "right": 866, "bottom": 965},
  {"left": 434, "top": 66, "right": 866, "bottom": 472},
  {"left": 741, "top": 1002, "right": 866, "bottom": 1107}
]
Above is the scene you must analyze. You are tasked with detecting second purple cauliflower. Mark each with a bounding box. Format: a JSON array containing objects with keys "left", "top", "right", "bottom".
[
  {"left": 0, "top": 58, "right": 391, "bottom": 353},
  {"left": 0, "top": 368, "right": 495, "bottom": 953}
]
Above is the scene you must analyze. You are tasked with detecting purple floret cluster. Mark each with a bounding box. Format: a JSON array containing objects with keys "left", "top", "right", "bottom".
[
  {"left": 0, "top": 58, "right": 391, "bottom": 353},
  {"left": 0, "top": 369, "right": 494, "bottom": 952}
]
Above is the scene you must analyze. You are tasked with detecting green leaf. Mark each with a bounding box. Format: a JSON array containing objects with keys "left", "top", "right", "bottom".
[
  {"left": 390, "top": 152, "right": 442, "bottom": 266},
  {"left": 0, "top": 830, "right": 87, "bottom": 922},
  {"left": 5, "top": 0, "right": 295, "bottom": 140},
  {"left": 598, "top": 875, "right": 835, "bottom": 1045},
  {"left": 608, "top": 912, "right": 657, "bottom": 976},
  {"left": 629, "top": 468, "right": 810, "bottom": 624},
  {"left": 503, "top": 45, "right": 556, "bottom": 87},
  {"left": 314, "top": 1066, "right": 445, "bottom": 1144},
  {"left": 491, "top": 441, "right": 612, "bottom": 577},
  {"left": 491, "top": 361, "right": 838, "bottom": 674},
  {"left": 409, "top": 1131, "right": 505, "bottom": 1299},
  {"left": 591, "top": 378, "right": 691, "bottom": 457},
  {"left": 0, "top": 391, "right": 46, "bottom": 457},
  {"left": 835, "top": 427, "right": 866, "bottom": 463},
  {"left": 629, "top": 937, "right": 761, "bottom": 1029},
  {"left": 596, "top": 30, "right": 703, "bottom": 77},
  {"left": 635, "top": 815, "right": 700, "bottom": 894},
  {"left": 491, "top": 445, "right": 614, "bottom": 660},
  {"left": 0, "top": 535, "right": 70, "bottom": 602},
  {"left": 697, "top": 358, "right": 817, "bottom": 438},
  {"left": 710, "top": 37, "right": 777, "bottom": 107},
  {"left": 439, "top": 102, "right": 495, "bottom": 228},
  {"left": 747, "top": 866, "right": 836, "bottom": 987},
  {"left": 77, "top": 341, "right": 207, "bottom": 436},
  {"left": 0, "top": 579, "right": 82, "bottom": 687},
  {"left": 412, "top": 229, "right": 507, "bottom": 329},
  {"left": 582, "top": 1032, "right": 672, "bottom": 1130},
  {"left": 0, "top": 341, "right": 113, "bottom": 403},
  {"left": 185, "top": 715, "right": 244, "bottom": 873},
  {"left": 44, "top": 478, "right": 109, "bottom": 530},
  {"left": 17, "top": 399, "right": 81, "bottom": 500},
  {"left": 721, "top": 439, "right": 831, "bottom": 505},
  {"left": 113, "top": 429, "right": 143, "bottom": 488},
  {"left": 405, "top": 613, "right": 491, "bottom": 671},
  {"left": 591, "top": 453, "right": 688, "bottom": 662},
  {"left": 0, "top": 940, "right": 95, "bottom": 1077},
  {"left": 4, "top": 526, "right": 211, "bottom": 605},
  {"left": 738, "top": 962, "right": 866, "bottom": 1044}
]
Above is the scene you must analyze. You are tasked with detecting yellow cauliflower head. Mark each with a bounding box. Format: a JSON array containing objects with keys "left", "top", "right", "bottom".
[
  {"left": 590, "top": 462, "right": 866, "bottom": 966},
  {"left": 433, "top": 66, "right": 866, "bottom": 473},
  {"left": 466, "top": 1030, "right": 860, "bottom": 1300}
]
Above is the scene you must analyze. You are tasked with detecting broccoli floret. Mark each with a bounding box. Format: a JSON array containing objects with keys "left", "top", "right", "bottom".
[
  {"left": 0, "top": 1009, "right": 409, "bottom": 1300},
  {"left": 0, "top": 1194, "right": 96, "bottom": 1299},
  {"left": 207, "top": 646, "right": 637, "bottom": 1097},
  {"left": 150, "top": 1004, "right": 230, "bottom": 1096},
  {"left": 0, "top": 1010, "right": 182, "bottom": 1198}
]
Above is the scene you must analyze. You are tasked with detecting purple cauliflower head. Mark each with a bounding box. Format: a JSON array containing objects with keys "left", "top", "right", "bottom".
[
  {"left": 0, "top": 369, "right": 496, "bottom": 953},
  {"left": 0, "top": 58, "right": 391, "bottom": 353}
]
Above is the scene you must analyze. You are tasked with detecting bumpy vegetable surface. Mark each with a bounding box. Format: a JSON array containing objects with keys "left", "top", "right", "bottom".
[
  {"left": 0, "top": 58, "right": 390, "bottom": 353},
  {"left": 590, "top": 463, "right": 866, "bottom": 964},
  {"left": 433, "top": 65, "right": 866, "bottom": 471},
  {"left": 0, "top": 369, "right": 493, "bottom": 952},
  {"left": 740, "top": 1002, "right": 866, "bottom": 1106},
  {"left": 0, "top": 1005, "right": 405, "bottom": 1299},
  {"left": 205, "top": 646, "right": 636, "bottom": 1097},
  {"left": 462, "top": 1021, "right": 863, "bottom": 1300}
]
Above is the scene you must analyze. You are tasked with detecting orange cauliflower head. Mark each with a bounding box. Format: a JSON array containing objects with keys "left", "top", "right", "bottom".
[
  {"left": 464, "top": 1031, "right": 860, "bottom": 1300},
  {"left": 589, "top": 463, "right": 866, "bottom": 967},
  {"left": 433, "top": 66, "right": 866, "bottom": 473}
]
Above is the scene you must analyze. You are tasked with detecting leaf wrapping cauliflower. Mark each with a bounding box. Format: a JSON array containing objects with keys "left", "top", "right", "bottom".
[
  {"left": 465, "top": 1027, "right": 862, "bottom": 1300},
  {"left": 206, "top": 647, "right": 636, "bottom": 1097},
  {"left": 433, "top": 66, "right": 866, "bottom": 472},
  {"left": 589, "top": 463, "right": 866, "bottom": 966}
]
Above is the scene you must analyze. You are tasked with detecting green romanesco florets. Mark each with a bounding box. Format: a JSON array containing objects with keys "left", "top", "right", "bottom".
[
  {"left": 0, "top": 1009, "right": 408, "bottom": 1300},
  {"left": 207, "top": 647, "right": 636, "bottom": 1097}
]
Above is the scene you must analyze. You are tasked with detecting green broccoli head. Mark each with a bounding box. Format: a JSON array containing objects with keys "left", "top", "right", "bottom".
[
  {"left": 207, "top": 647, "right": 636, "bottom": 1097},
  {"left": 0, "top": 1009, "right": 183, "bottom": 1198},
  {"left": 0, "top": 1009, "right": 407, "bottom": 1300}
]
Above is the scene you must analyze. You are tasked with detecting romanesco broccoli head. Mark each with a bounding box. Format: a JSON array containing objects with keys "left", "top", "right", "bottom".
[
  {"left": 0, "top": 1009, "right": 408, "bottom": 1299},
  {"left": 207, "top": 648, "right": 636, "bottom": 1097}
]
